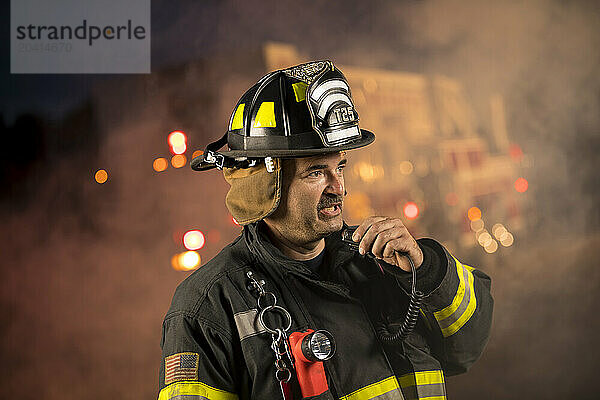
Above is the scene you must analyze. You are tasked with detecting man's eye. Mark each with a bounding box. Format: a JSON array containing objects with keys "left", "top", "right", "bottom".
[{"left": 308, "top": 171, "right": 323, "bottom": 177}]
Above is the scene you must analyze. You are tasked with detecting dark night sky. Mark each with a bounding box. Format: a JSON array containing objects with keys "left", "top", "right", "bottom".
[{"left": 0, "top": 0, "right": 429, "bottom": 124}]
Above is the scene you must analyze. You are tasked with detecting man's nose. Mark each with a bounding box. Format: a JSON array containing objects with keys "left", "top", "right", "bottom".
[{"left": 325, "top": 171, "right": 344, "bottom": 196}]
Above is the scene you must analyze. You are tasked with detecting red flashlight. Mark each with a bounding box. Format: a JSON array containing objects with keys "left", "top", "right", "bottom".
[{"left": 288, "top": 329, "right": 336, "bottom": 398}]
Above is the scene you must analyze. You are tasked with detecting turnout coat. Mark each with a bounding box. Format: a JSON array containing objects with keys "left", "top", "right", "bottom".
[{"left": 158, "top": 222, "right": 493, "bottom": 400}]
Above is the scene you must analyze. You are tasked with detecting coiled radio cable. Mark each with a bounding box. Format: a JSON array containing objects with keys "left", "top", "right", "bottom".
[{"left": 375, "top": 251, "right": 425, "bottom": 343}]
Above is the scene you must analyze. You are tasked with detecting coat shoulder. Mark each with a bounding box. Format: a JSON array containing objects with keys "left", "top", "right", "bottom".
[{"left": 165, "top": 234, "right": 253, "bottom": 318}]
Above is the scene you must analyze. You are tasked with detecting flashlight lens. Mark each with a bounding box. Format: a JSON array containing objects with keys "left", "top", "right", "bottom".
[{"left": 309, "top": 331, "right": 334, "bottom": 360}]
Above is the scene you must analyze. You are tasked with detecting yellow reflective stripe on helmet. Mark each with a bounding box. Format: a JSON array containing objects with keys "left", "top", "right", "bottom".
[
  {"left": 231, "top": 104, "right": 245, "bottom": 130},
  {"left": 253, "top": 102, "right": 276, "bottom": 128},
  {"left": 158, "top": 381, "right": 238, "bottom": 400},
  {"left": 292, "top": 82, "right": 308, "bottom": 102},
  {"left": 433, "top": 255, "right": 477, "bottom": 337},
  {"left": 398, "top": 370, "right": 446, "bottom": 400},
  {"left": 339, "top": 376, "right": 403, "bottom": 400}
]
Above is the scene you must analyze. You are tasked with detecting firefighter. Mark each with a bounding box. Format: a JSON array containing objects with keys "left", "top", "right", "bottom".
[{"left": 158, "top": 61, "right": 493, "bottom": 400}]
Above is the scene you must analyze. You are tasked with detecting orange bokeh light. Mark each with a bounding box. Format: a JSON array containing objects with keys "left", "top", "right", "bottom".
[
  {"left": 172, "top": 144, "right": 187, "bottom": 155},
  {"left": 168, "top": 131, "right": 187, "bottom": 147},
  {"left": 95, "top": 169, "right": 108, "bottom": 184},
  {"left": 153, "top": 157, "right": 168, "bottom": 172},
  {"left": 467, "top": 206, "right": 482, "bottom": 221},
  {"left": 171, "top": 154, "right": 187, "bottom": 168},
  {"left": 192, "top": 150, "right": 203, "bottom": 159},
  {"left": 515, "top": 177, "right": 528, "bottom": 193},
  {"left": 171, "top": 251, "right": 201, "bottom": 271},
  {"left": 179, "top": 251, "right": 201, "bottom": 270},
  {"left": 183, "top": 230, "right": 205, "bottom": 251},
  {"left": 403, "top": 202, "right": 419, "bottom": 220},
  {"left": 171, "top": 254, "right": 181, "bottom": 270}
]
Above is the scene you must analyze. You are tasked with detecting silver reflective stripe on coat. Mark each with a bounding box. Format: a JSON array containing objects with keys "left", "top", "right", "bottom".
[
  {"left": 436, "top": 265, "right": 472, "bottom": 331},
  {"left": 233, "top": 309, "right": 266, "bottom": 340},
  {"left": 398, "top": 370, "right": 446, "bottom": 400},
  {"left": 433, "top": 255, "right": 477, "bottom": 337}
]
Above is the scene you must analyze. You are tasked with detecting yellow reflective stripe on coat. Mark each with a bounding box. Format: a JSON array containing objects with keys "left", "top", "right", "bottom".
[
  {"left": 433, "top": 255, "right": 477, "bottom": 337},
  {"left": 339, "top": 376, "right": 404, "bottom": 400},
  {"left": 398, "top": 370, "right": 446, "bottom": 400},
  {"left": 463, "top": 263, "right": 475, "bottom": 272},
  {"left": 158, "top": 381, "right": 238, "bottom": 400}
]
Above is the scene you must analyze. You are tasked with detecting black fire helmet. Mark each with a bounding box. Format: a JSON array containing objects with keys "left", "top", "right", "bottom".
[{"left": 191, "top": 60, "right": 375, "bottom": 171}]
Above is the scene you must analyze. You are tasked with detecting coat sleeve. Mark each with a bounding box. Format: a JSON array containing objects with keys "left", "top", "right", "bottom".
[
  {"left": 158, "top": 311, "right": 240, "bottom": 400},
  {"left": 381, "top": 238, "right": 494, "bottom": 376}
]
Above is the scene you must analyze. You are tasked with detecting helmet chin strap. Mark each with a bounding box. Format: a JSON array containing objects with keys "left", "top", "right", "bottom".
[
  {"left": 264, "top": 157, "right": 275, "bottom": 173},
  {"left": 202, "top": 132, "right": 263, "bottom": 170}
]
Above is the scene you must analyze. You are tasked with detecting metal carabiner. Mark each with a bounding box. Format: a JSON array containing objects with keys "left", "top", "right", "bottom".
[
  {"left": 259, "top": 305, "right": 293, "bottom": 335},
  {"left": 246, "top": 271, "right": 267, "bottom": 297},
  {"left": 258, "top": 292, "right": 277, "bottom": 309}
]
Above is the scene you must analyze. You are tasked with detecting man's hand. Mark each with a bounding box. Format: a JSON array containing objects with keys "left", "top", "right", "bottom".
[{"left": 351, "top": 216, "right": 424, "bottom": 272}]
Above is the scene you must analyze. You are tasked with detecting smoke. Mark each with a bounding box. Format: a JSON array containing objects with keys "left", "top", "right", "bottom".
[
  {"left": 421, "top": 0, "right": 599, "bottom": 234},
  {"left": 364, "top": 2, "right": 600, "bottom": 397},
  {"left": 330, "top": 0, "right": 600, "bottom": 235},
  {"left": 0, "top": 67, "right": 239, "bottom": 399},
  {"left": 152, "top": 0, "right": 600, "bottom": 233}
]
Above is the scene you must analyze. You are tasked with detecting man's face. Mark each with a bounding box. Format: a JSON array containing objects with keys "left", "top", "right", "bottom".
[{"left": 266, "top": 152, "right": 347, "bottom": 245}]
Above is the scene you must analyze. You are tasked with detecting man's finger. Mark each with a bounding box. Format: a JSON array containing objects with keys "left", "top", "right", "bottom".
[
  {"left": 382, "top": 237, "right": 405, "bottom": 259},
  {"left": 359, "top": 218, "right": 397, "bottom": 255},
  {"left": 382, "top": 238, "right": 423, "bottom": 270},
  {"left": 372, "top": 227, "right": 405, "bottom": 258},
  {"left": 382, "top": 254, "right": 411, "bottom": 272},
  {"left": 352, "top": 216, "right": 387, "bottom": 242}
]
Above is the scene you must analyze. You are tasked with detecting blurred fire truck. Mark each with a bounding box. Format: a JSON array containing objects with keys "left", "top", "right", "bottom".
[{"left": 264, "top": 43, "right": 532, "bottom": 254}]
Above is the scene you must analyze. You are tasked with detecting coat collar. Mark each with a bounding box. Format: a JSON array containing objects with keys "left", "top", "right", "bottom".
[{"left": 243, "top": 221, "right": 356, "bottom": 279}]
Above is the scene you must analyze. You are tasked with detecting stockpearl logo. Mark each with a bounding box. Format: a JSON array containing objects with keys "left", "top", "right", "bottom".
[{"left": 11, "top": 0, "right": 150, "bottom": 74}]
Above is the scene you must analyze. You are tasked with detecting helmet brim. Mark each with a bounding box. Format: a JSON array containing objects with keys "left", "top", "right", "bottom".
[{"left": 191, "top": 129, "right": 375, "bottom": 171}]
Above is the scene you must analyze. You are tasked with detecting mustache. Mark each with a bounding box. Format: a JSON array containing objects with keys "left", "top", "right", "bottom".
[{"left": 317, "top": 194, "right": 344, "bottom": 210}]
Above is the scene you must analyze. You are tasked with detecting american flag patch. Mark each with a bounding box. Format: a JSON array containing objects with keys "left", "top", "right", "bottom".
[{"left": 165, "top": 352, "right": 199, "bottom": 385}]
